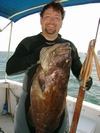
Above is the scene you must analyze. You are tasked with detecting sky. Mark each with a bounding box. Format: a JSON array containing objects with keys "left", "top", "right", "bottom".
[{"left": 0, "top": 3, "right": 100, "bottom": 53}]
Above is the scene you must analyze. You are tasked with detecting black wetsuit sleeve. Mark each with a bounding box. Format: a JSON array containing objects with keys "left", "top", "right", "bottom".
[
  {"left": 6, "top": 38, "right": 36, "bottom": 75},
  {"left": 71, "top": 44, "right": 82, "bottom": 79}
]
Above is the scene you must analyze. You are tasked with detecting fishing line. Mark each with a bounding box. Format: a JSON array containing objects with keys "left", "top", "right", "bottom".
[
  {"left": 95, "top": 18, "right": 100, "bottom": 41},
  {"left": 80, "top": 17, "right": 100, "bottom": 87}
]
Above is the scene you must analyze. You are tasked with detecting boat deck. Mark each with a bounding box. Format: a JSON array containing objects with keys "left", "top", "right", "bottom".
[
  {"left": 0, "top": 111, "right": 98, "bottom": 133},
  {"left": 0, "top": 113, "right": 14, "bottom": 133}
]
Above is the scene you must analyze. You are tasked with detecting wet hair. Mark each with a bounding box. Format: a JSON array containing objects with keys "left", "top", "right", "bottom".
[{"left": 40, "top": 1, "right": 65, "bottom": 20}]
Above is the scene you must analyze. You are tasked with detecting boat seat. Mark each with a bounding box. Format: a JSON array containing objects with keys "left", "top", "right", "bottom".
[{"left": 69, "top": 112, "right": 96, "bottom": 133}]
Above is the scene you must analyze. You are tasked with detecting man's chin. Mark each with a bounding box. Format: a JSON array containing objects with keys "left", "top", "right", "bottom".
[
  {"left": 45, "top": 29, "right": 56, "bottom": 35},
  {"left": 46, "top": 31, "right": 56, "bottom": 35}
]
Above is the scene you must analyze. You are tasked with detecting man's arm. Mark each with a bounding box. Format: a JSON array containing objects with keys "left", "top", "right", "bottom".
[
  {"left": 6, "top": 38, "right": 36, "bottom": 75},
  {"left": 71, "top": 44, "right": 82, "bottom": 79},
  {"left": 71, "top": 45, "right": 93, "bottom": 90}
]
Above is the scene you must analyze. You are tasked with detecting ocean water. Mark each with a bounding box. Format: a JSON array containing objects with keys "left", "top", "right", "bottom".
[{"left": 0, "top": 51, "right": 100, "bottom": 106}]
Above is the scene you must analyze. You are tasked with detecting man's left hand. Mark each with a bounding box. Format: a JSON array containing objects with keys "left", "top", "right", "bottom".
[{"left": 85, "top": 77, "right": 93, "bottom": 90}]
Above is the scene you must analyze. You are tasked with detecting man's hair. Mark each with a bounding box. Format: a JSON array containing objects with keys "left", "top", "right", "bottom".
[{"left": 40, "top": 1, "right": 65, "bottom": 20}]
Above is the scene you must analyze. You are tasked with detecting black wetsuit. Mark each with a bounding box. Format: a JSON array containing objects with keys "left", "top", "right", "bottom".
[{"left": 6, "top": 33, "right": 82, "bottom": 133}]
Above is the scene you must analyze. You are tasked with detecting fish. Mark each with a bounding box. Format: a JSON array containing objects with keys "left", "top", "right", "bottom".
[{"left": 28, "top": 43, "right": 71, "bottom": 133}]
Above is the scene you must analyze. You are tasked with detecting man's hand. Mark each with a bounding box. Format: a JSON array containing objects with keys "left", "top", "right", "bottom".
[{"left": 85, "top": 77, "right": 93, "bottom": 90}]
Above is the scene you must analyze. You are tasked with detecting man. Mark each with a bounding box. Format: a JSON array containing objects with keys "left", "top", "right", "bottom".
[{"left": 6, "top": 1, "right": 92, "bottom": 133}]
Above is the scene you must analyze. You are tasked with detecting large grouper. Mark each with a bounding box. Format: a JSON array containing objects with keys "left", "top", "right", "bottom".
[{"left": 28, "top": 43, "right": 72, "bottom": 133}]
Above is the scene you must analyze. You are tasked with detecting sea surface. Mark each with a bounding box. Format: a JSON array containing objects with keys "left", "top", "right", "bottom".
[{"left": 0, "top": 51, "right": 100, "bottom": 106}]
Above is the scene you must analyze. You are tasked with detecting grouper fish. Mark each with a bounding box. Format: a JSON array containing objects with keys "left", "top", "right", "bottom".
[{"left": 28, "top": 43, "right": 71, "bottom": 133}]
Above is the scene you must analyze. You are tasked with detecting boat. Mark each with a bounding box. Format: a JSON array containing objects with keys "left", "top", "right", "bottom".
[
  {"left": 0, "top": 79, "right": 100, "bottom": 133},
  {"left": 0, "top": 0, "right": 100, "bottom": 133},
  {"left": 97, "top": 50, "right": 100, "bottom": 55}
]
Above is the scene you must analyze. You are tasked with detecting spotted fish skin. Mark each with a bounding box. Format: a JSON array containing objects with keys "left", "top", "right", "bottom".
[{"left": 29, "top": 43, "right": 71, "bottom": 133}]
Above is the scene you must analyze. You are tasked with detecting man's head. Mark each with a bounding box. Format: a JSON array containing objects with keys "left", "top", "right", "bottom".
[
  {"left": 40, "top": 2, "right": 65, "bottom": 40},
  {"left": 40, "top": 2, "right": 65, "bottom": 20}
]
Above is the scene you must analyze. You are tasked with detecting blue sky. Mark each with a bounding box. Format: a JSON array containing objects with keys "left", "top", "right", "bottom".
[{"left": 0, "top": 3, "right": 100, "bottom": 53}]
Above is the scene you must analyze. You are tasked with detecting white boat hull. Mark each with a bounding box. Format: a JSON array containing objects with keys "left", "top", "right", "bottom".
[{"left": 0, "top": 79, "right": 100, "bottom": 133}]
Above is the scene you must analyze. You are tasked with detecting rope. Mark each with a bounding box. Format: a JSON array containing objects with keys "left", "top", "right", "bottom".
[{"left": 79, "top": 39, "right": 100, "bottom": 89}]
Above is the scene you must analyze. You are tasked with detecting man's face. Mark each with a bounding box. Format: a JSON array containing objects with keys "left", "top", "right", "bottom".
[{"left": 40, "top": 7, "right": 63, "bottom": 36}]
